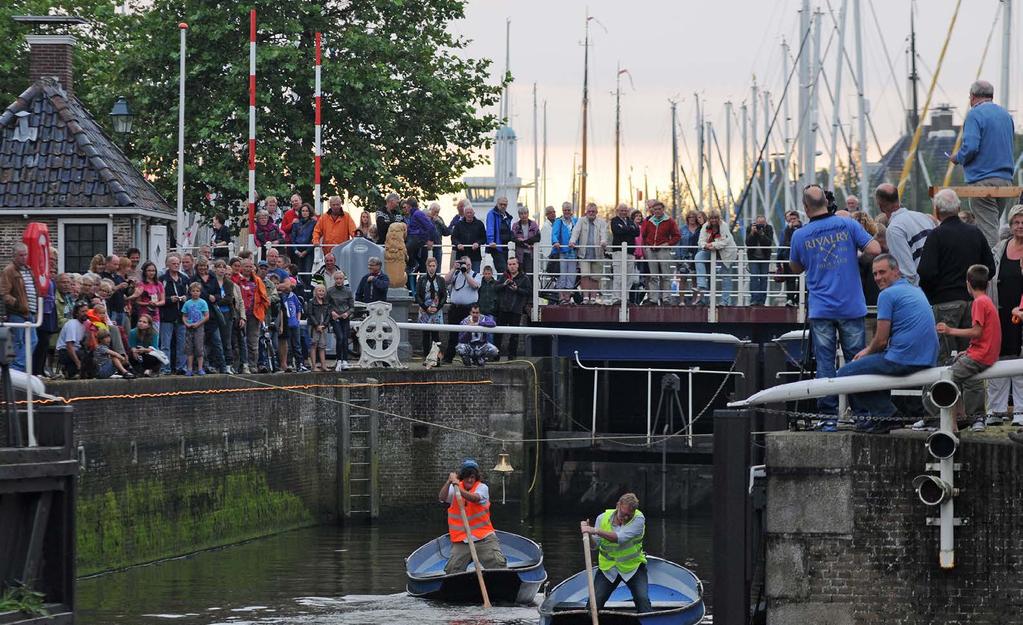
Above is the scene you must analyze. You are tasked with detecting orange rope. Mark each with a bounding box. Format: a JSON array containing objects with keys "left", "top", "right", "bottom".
[{"left": 24, "top": 379, "right": 491, "bottom": 406}]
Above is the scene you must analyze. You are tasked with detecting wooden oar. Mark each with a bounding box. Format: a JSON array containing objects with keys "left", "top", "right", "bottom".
[
  {"left": 454, "top": 487, "right": 491, "bottom": 608},
  {"left": 582, "top": 521, "right": 600, "bottom": 625}
]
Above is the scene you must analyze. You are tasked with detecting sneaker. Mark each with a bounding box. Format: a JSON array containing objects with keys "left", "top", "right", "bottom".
[
  {"left": 971, "top": 418, "right": 986, "bottom": 432},
  {"left": 299, "top": 365, "right": 310, "bottom": 372},
  {"left": 1012, "top": 417, "right": 1023, "bottom": 427},
  {"left": 854, "top": 418, "right": 875, "bottom": 433},
  {"left": 123, "top": 372, "right": 136, "bottom": 380},
  {"left": 224, "top": 366, "right": 236, "bottom": 375},
  {"left": 986, "top": 415, "right": 1004, "bottom": 426},
  {"left": 185, "top": 370, "right": 193, "bottom": 377},
  {"left": 461, "top": 355, "right": 473, "bottom": 366},
  {"left": 334, "top": 360, "right": 344, "bottom": 372},
  {"left": 820, "top": 419, "right": 838, "bottom": 433},
  {"left": 110, "top": 374, "right": 123, "bottom": 379},
  {"left": 341, "top": 360, "right": 350, "bottom": 370},
  {"left": 197, "top": 368, "right": 206, "bottom": 376},
  {"left": 241, "top": 364, "right": 252, "bottom": 374},
  {"left": 476, "top": 355, "right": 487, "bottom": 367},
  {"left": 142, "top": 369, "right": 153, "bottom": 378},
  {"left": 1008, "top": 431, "right": 1023, "bottom": 445}
]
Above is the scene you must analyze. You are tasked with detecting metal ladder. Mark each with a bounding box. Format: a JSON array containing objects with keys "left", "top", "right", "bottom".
[{"left": 339, "top": 378, "right": 379, "bottom": 519}]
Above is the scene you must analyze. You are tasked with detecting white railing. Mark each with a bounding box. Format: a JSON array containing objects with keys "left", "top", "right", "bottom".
[{"left": 573, "top": 351, "right": 744, "bottom": 447}]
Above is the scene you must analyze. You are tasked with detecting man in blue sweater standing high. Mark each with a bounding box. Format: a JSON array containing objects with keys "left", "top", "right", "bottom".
[
  {"left": 950, "top": 80, "right": 1016, "bottom": 248},
  {"left": 485, "top": 197, "right": 513, "bottom": 273}
]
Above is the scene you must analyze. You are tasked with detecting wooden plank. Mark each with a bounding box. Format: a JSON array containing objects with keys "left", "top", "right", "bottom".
[
  {"left": 22, "top": 491, "right": 52, "bottom": 586},
  {"left": 0, "top": 477, "right": 66, "bottom": 494},
  {"left": 928, "top": 185, "right": 1023, "bottom": 199},
  {"left": 0, "top": 460, "right": 78, "bottom": 481}
]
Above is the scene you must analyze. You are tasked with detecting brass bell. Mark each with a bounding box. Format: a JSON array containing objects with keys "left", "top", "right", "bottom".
[{"left": 492, "top": 453, "right": 514, "bottom": 473}]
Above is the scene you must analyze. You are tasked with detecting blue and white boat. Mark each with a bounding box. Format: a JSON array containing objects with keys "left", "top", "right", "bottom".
[
  {"left": 406, "top": 530, "right": 547, "bottom": 605},
  {"left": 538, "top": 556, "right": 705, "bottom": 625}
]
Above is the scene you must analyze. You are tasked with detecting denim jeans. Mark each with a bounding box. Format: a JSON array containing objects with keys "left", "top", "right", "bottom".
[
  {"left": 8, "top": 314, "right": 37, "bottom": 372},
  {"left": 205, "top": 322, "right": 226, "bottom": 370},
  {"left": 695, "top": 250, "right": 733, "bottom": 305},
  {"left": 810, "top": 317, "right": 866, "bottom": 414},
  {"left": 159, "top": 319, "right": 186, "bottom": 373},
  {"left": 836, "top": 352, "right": 928, "bottom": 418},
  {"left": 590, "top": 563, "right": 652, "bottom": 614},
  {"left": 748, "top": 260, "right": 769, "bottom": 305}
]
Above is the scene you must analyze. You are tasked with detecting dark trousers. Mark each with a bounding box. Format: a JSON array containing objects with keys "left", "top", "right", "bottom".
[
  {"left": 330, "top": 317, "right": 351, "bottom": 361},
  {"left": 490, "top": 248, "right": 508, "bottom": 273},
  {"left": 444, "top": 304, "right": 473, "bottom": 362},
  {"left": 406, "top": 236, "right": 426, "bottom": 272},
  {"left": 495, "top": 310, "right": 521, "bottom": 360},
  {"left": 589, "top": 563, "right": 652, "bottom": 614},
  {"left": 32, "top": 330, "right": 52, "bottom": 376},
  {"left": 216, "top": 309, "right": 234, "bottom": 366}
]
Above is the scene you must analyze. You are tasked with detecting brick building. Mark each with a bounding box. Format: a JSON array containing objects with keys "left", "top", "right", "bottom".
[{"left": 0, "top": 22, "right": 174, "bottom": 273}]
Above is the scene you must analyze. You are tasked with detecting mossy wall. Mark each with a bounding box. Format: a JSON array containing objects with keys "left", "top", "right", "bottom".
[{"left": 52, "top": 367, "right": 530, "bottom": 575}]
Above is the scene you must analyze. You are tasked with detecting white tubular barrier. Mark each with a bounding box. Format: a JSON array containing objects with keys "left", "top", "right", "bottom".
[
  {"left": 395, "top": 321, "right": 743, "bottom": 344},
  {"left": 728, "top": 358, "right": 1023, "bottom": 408},
  {"left": 1, "top": 298, "right": 45, "bottom": 447}
]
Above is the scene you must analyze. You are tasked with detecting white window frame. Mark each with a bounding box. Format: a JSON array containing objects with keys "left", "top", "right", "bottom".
[{"left": 57, "top": 217, "right": 113, "bottom": 274}]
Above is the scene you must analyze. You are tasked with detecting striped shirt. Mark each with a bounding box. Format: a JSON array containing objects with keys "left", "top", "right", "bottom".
[
  {"left": 886, "top": 207, "right": 935, "bottom": 286},
  {"left": 20, "top": 268, "right": 37, "bottom": 314}
]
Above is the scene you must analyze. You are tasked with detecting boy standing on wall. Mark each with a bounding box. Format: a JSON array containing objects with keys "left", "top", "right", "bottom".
[
  {"left": 935, "top": 264, "right": 1001, "bottom": 432},
  {"left": 182, "top": 282, "right": 210, "bottom": 376}
]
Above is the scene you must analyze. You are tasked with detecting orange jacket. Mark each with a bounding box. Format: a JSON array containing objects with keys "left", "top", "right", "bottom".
[
  {"left": 447, "top": 480, "right": 494, "bottom": 543},
  {"left": 313, "top": 211, "right": 357, "bottom": 252}
]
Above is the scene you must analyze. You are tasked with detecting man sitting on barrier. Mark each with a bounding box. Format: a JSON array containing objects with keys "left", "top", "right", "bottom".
[
  {"left": 836, "top": 254, "right": 938, "bottom": 433},
  {"left": 455, "top": 303, "right": 498, "bottom": 366}
]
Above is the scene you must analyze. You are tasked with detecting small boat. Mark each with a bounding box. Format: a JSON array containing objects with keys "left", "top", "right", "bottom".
[
  {"left": 538, "top": 556, "right": 705, "bottom": 625},
  {"left": 406, "top": 530, "right": 547, "bottom": 605}
]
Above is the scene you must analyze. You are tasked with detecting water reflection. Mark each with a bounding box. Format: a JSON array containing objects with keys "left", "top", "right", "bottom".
[{"left": 77, "top": 507, "right": 712, "bottom": 625}]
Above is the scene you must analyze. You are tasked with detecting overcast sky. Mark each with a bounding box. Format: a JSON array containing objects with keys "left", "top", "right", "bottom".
[{"left": 448, "top": 0, "right": 1017, "bottom": 210}]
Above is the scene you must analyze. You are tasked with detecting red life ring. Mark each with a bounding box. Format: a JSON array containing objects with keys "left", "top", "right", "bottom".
[{"left": 22, "top": 222, "right": 50, "bottom": 293}]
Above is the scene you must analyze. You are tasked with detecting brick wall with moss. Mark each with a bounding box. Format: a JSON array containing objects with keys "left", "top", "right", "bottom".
[{"left": 51, "top": 365, "right": 531, "bottom": 575}]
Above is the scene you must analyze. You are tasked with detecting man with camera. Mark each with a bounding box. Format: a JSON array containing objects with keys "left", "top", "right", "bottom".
[
  {"left": 443, "top": 256, "right": 481, "bottom": 364},
  {"left": 745, "top": 215, "right": 774, "bottom": 306}
]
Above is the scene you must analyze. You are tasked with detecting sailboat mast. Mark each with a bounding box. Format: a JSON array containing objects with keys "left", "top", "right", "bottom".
[
  {"left": 615, "top": 63, "right": 622, "bottom": 207},
  {"left": 580, "top": 13, "right": 590, "bottom": 209},
  {"left": 909, "top": 4, "right": 922, "bottom": 210},
  {"left": 853, "top": 0, "right": 869, "bottom": 211},
  {"left": 671, "top": 100, "right": 679, "bottom": 218},
  {"left": 1002, "top": 0, "right": 1012, "bottom": 112},
  {"left": 542, "top": 100, "right": 547, "bottom": 208},
  {"left": 828, "top": 0, "right": 849, "bottom": 192},
  {"left": 533, "top": 82, "right": 539, "bottom": 218},
  {"left": 696, "top": 94, "right": 704, "bottom": 213}
]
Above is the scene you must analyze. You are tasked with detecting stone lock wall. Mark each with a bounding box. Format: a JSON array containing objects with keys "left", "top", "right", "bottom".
[
  {"left": 765, "top": 431, "right": 1023, "bottom": 625},
  {"left": 49, "top": 364, "right": 532, "bottom": 575}
]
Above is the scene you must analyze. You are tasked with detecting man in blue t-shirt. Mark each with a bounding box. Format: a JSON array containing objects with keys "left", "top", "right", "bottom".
[
  {"left": 836, "top": 254, "right": 939, "bottom": 432},
  {"left": 789, "top": 185, "right": 882, "bottom": 429}
]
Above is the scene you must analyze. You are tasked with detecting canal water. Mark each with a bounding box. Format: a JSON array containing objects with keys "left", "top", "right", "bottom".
[{"left": 76, "top": 507, "right": 713, "bottom": 625}]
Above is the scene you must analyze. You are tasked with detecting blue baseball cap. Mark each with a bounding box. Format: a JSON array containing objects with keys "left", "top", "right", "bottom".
[{"left": 461, "top": 458, "right": 479, "bottom": 471}]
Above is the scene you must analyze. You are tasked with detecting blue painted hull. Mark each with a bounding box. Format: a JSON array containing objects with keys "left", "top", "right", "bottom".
[
  {"left": 538, "top": 557, "right": 705, "bottom": 625},
  {"left": 406, "top": 530, "right": 547, "bottom": 605}
]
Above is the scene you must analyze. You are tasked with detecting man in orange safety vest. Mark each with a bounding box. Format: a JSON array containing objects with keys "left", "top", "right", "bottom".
[{"left": 438, "top": 458, "right": 508, "bottom": 574}]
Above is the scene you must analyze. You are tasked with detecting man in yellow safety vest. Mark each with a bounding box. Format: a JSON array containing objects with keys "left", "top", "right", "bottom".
[
  {"left": 438, "top": 458, "right": 508, "bottom": 574},
  {"left": 580, "top": 492, "right": 652, "bottom": 613}
]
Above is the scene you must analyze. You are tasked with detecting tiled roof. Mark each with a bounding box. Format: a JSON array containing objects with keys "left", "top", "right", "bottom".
[{"left": 0, "top": 77, "right": 172, "bottom": 215}]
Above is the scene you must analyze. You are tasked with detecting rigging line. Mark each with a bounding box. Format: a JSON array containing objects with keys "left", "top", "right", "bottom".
[
  {"left": 822, "top": 0, "right": 889, "bottom": 158},
  {"left": 674, "top": 118, "right": 698, "bottom": 207},
  {"left": 914, "top": 52, "right": 954, "bottom": 103},
  {"left": 897, "top": 0, "right": 964, "bottom": 196},
  {"left": 737, "top": 23, "right": 811, "bottom": 218},
  {"left": 865, "top": 0, "right": 908, "bottom": 111}
]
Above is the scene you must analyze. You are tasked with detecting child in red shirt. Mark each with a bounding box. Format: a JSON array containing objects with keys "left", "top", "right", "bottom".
[{"left": 936, "top": 264, "right": 1001, "bottom": 432}]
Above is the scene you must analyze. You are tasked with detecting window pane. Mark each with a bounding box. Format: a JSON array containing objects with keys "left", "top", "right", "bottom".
[{"left": 63, "top": 223, "right": 108, "bottom": 274}]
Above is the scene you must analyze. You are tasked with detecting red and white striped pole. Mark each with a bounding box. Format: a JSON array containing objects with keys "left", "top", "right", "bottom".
[
  {"left": 247, "top": 9, "right": 257, "bottom": 250},
  {"left": 314, "top": 31, "right": 322, "bottom": 215}
]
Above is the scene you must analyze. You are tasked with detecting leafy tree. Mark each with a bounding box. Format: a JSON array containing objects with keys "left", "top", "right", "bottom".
[{"left": 88, "top": 0, "right": 503, "bottom": 222}]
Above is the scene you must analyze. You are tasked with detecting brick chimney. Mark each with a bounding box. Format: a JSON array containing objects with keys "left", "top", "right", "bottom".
[
  {"left": 27, "top": 34, "right": 76, "bottom": 94},
  {"left": 13, "top": 16, "right": 87, "bottom": 95}
]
